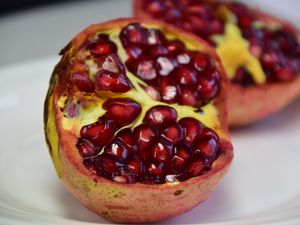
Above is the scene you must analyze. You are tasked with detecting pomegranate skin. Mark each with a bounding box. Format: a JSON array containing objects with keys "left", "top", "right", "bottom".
[
  {"left": 44, "top": 18, "right": 233, "bottom": 223},
  {"left": 134, "top": 0, "right": 300, "bottom": 126}
]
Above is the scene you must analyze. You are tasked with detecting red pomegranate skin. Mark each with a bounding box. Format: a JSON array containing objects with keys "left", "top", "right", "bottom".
[{"left": 44, "top": 18, "right": 233, "bottom": 223}]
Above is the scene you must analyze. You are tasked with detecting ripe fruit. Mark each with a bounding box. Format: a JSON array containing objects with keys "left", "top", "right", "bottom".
[
  {"left": 135, "top": 0, "right": 300, "bottom": 126},
  {"left": 44, "top": 18, "right": 233, "bottom": 223}
]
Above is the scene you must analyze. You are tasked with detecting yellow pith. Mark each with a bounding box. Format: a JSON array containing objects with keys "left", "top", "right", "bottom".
[{"left": 214, "top": 23, "right": 266, "bottom": 84}]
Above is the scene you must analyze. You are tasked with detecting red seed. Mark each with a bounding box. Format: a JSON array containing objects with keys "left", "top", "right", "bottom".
[
  {"left": 193, "top": 53, "right": 212, "bottom": 72},
  {"left": 179, "top": 87, "right": 201, "bottom": 107},
  {"left": 125, "top": 157, "right": 143, "bottom": 175},
  {"left": 136, "top": 59, "right": 157, "bottom": 80},
  {"left": 179, "top": 117, "right": 204, "bottom": 146},
  {"left": 186, "top": 157, "right": 207, "bottom": 178},
  {"left": 126, "top": 46, "right": 143, "bottom": 59},
  {"left": 103, "top": 98, "right": 142, "bottom": 127},
  {"left": 143, "top": 105, "right": 178, "bottom": 129},
  {"left": 101, "top": 54, "right": 125, "bottom": 74},
  {"left": 76, "top": 138, "right": 99, "bottom": 158},
  {"left": 80, "top": 117, "right": 115, "bottom": 147},
  {"left": 116, "top": 128, "right": 136, "bottom": 153},
  {"left": 162, "top": 123, "right": 184, "bottom": 144},
  {"left": 197, "top": 76, "right": 219, "bottom": 102},
  {"left": 146, "top": 29, "right": 167, "bottom": 45},
  {"left": 89, "top": 41, "right": 117, "bottom": 56},
  {"left": 166, "top": 40, "right": 185, "bottom": 53},
  {"left": 94, "top": 154, "right": 121, "bottom": 177},
  {"left": 174, "top": 67, "right": 197, "bottom": 86},
  {"left": 104, "top": 139, "right": 129, "bottom": 159},
  {"left": 159, "top": 77, "right": 180, "bottom": 103},
  {"left": 193, "top": 137, "right": 219, "bottom": 161},
  {"left": 171, "top": 143, "right": 192, "bottom": 172},
  {"left": 156, "top": 56, "right": 175, "bottom": 76},
  {"left": 150, "top": 45, "right": 168, "bottom": 57},
  {"left": 71, "top": 73, "right": 95, "bottom": 92},
  {"left": 150, "top": 139, "right": 172, "bottom": 162},
  {"left": 276, "top": 68, "right": 296, "bottom": 82},
  {"left": 95, "top": 70, "right": 131, "bottom": 93},
  {"left": 133, "top": 124, "right": 157, "bottom": 160},
  {"left": 120, "top": 23, "right": 147, "bottom": 46},
  {"left": 145, "top": 162, "right": 165, "bottom": 177}
]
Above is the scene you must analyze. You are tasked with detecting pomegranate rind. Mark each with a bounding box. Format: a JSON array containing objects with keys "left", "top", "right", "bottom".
[
  {"left": 134, "top": 0, "right": 300, "bottom": 126},
  {"left": 44, "top": 18, "right": 233, "bottom": 223}
]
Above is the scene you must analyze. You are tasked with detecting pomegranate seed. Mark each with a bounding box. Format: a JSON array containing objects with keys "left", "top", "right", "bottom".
[
  {"left": 147, "top": 29, "right": 166, "bottom": 45},
  {"left": 186, "top": 157, "right": 207, "bottom": 178},
  {"left": 89, "top": 41, "right": 117, "bottom": 56},
  {"left": 144, "top": 86, "right": 161, "bottom": 101},
  {"left": 101, "top": 54, "right": 125, "bottom": 73},
  {"left": 125, "top": 156, "right": 143, "bottom": 175},
  {"left": 136, "top": 59, "right": 157, "bottom": 80},
  {"left": 179, "top": 117, "right": 204, "bottom": 146},
  {"left": 145, "top": 162, "right": 166, "bottom": 177},
  {"left": 179, "top": 87, "right": 201, "bottom": 107},
  {"left": 197, "top": 76, "right": 219, "bottom": 102},
  {"left": 126, "top": 46, "right": 143, "bottom": 59},
  {"left": 76, "top": 138, "right": 99, "bottom": 158},
  {"left": 80, "top": 117, "right": 115, "bottom": 147},
  {"left": 150, "top": 45, "right": 169, "bottom": 57},
  {"left": 156, "top": 56, "right": 175, "bottom": 76},
  {"left": 104, "top": 139, "right": 129, "bottom": 159},
  {"left": 166, "top": 40, "right": 185, "bottom": 53},
  {"left": 193, "top": 53, "right": 212, "bottom": 72},
  {"left": 174, "top": 67, "right": 197, "bottom": 86},
  {"left": 177, "top": 52, "right": 192, "bottom": 64},
  {"left": 133, "top": 124, "right": 157, "bottom": 160},
  {"left": 233, "top": 67, "right": 255, "bottom": 87},
  {"left": 115, "top": 128, "right": 136, "bottom": 153},
  {"left": 95, "top": 70, "right": 131, "bottom": 93},
  {"left": 276, "top": 68, "right": 296, "bottom": 82},
  {"left": 71, "top": 73, "right": 95, "bottom": 92},
  {"left": 150, "top": 139, "right": 172, "bottom": 162},
  {"left": 120, "top": 23, "right": 147, "bottom": 46},
  {"left": 103, "top": 98, "right": 142, "bottom": 127},
  {"left": 193, "top": 137, "right": 219, "bottom": 161},
  {"left": 94, "top": 154, "right": 122, "bottom": 178},
  {"left": 83, "top": 158, "right": 98, "bottom": 175},
  {"left": 159, "top": 77, "right": 180, "bottom": 103},
  {"left": 147, "top": 1, "right": 165, "bottom": 15},
  {"left": 165, "top": 8, "right": 182, "bottom": 22},
  {"left": 143, "top": 105, "right": 178, "bottom": 129},
  {"left": 171, "top": 143, "right": 192, "bottom": 172},
  {"left": 161, "top": 123, "right": 184, "bottom": 145}
]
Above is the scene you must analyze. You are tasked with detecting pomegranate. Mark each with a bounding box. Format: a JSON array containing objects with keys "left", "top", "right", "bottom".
[
  {"left": 44, "top": 18, "right": 233, "bottom": 223},
  {"left": 134, "top": 0, "right": 300, "bottom": 126}
]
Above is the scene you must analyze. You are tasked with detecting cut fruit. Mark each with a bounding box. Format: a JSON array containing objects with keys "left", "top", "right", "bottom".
[
  {"left": 134, "top": 0, "right": 300, "bottom": 126},
  {"left": 44, "top": 18, "right": 233, "bottom": 223}
]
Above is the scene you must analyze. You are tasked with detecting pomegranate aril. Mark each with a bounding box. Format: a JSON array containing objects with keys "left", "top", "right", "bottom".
[
  {"left": 156, "top": 56, "right": 175, "bottom": 76},
  {"left": 166, "top": 40, "right": 185, "bottom": 53},
  {"left": 179, "top": 87, "right": 201, "bottom": 107},
  {"left": 159, "top": 77, "right": 180, "bottom": 103},
  {"left": 116, "top": 128, "right": 136, "bottom": 153},
  {"left": 71, "top": 73, "right": 95, "bottom": 92},
  {"left": 101, "top": 54, "right": 125, "bottom": 74},
  {"left": 80, "top": 117, "right": 115, "bottom": 147},
  {"left": 174, "top": 67, "right": 197, "bottom": 86},
  {"left": 143, "top": 105, "right": 178, "bottom": 129},
  {"left": 104, "top": 139, "right": 129, "bottom": 159},
  {"left": 145, "top": 162, "right": 166, "bottom": 177},
  {"left": 150, "top": 45, "right": 168, "bottom": 57},
  {"left": 136, "top": 58, "right": 157, "bottom": 80},
  {"left": 89, "top": 41, "right": 117, "bottom": 56},
  {"left": 147, "top": 29, "right": 167, "bottom": 45},
  {"left": 120, "top": 23, "right": 147, "bottom": 47},
  {"left": 76, "top": 138, "right": 99, "bottom": 158},
  {"left": 162, "top": 123, "right": 184, "bottom": 145},
  {"left": 125, "top": 156, "right": 143, "bottom": 175},
  {"left": 94, "top": 154, "right": 122, "bottom": 178},
  {"left": 177, "top": 52, "right": 192, "bottom": 65},
  {"left": 126, "top": 46, "right": 143, "bottom": 59},
  {"left": 103, "top": 98, "right": 142, "bottom": 127},
  {"left": 83, "top": 158, "right": 98, "bottom": 175},
  {"left": 144, "top": 86, "right": 161, "bottom": 101},
  {"left": 165, "top": 8, "right": 182, "bottom": 22},
  {"left": 150, "top": 139, "right": 172, "bottom": 163},
  {"left": 179, "top": 117, "right": 204, "bottom": 146},
  {"left": 276, "top": 68, "right": 296, "bottom": 82},
  {"left": 233, "top": 67, "right": 255, "bottom": 87},
  {"left": 193, "top": 137, "right": 219, "bottom": 162},
  {"left": 147, "top": 0, "right": 165, "bottom": 15},
  {"left": 95, "top": 70, "right": 131, "bottom": 93},
  {"left": 186, "top": 157, "right": 207, "bottom": 178},
  {"left": 197, "top": 76, "right": 219, "bottom": 102},
  {"left": 133, "top": 124, "right": 157, "bottom": 161},
  {"left": 193, "top": 53, "right": 212, "bottom": 72},
  {"left": 171, "top": 143, "right": 192, "bottom": 172}
]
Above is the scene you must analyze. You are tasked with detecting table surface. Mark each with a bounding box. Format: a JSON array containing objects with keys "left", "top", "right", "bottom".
[{"left": 0, "top": 0, "right": 299, "bottom": 67}]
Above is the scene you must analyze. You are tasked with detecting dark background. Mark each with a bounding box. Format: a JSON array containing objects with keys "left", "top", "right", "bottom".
[{"left": 0, "top": 0, "right": 79, "bottom": 16}]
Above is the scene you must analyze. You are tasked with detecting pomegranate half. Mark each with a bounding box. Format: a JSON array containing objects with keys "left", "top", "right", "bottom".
[
  {"left": 134, "top": 0, "right": 300, "bottom": 126},
  {"left": 44, "top": 18, "right": 233, "bottom": 223}
]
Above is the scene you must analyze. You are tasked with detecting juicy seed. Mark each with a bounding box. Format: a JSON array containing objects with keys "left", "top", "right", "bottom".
[
  {"left": 125, "top": 157, "right": 143, "bottom": 175},
  {"left": 104, "top": 139, "right": 129, "bottom": 159},
  {"left": 143, "top": 105, "right": 178, "bottom": 129},
  {"left": 186, "top": 157, "right": 207, "bottom": 178},
  {"left": 174, "top": 67, "right": 197, "bottom": 85},
  {"left": 150, "top": 139, "right": 172, "bottom": 162},
  {"left": 179, "top": 117, "right": 204, "bottom": 146},
  {"left": 136, "top": 59, "right": 157, "bottom": 80},
  {"left": 193, "top": 137, "right": 219, "bottom": 162},
  {"left": 159, "top": 78, "right": 180, "bottom": 103},
  {"left": 133, "top": 124, "right": 157, "bottom": 161},
  {"left": 145, "top": 162, "right": 165, "bottom": 177},
  {"left": 172, "top": 144, "right": 192, "bottom": 172},
  {"left": 71, "top": 73, "right": 95, "bottom": 92},
  {"left": 147, "top": 29, "right": 166, "bottom": 45},
  {"left": 193, "top": 53, "right": 212, "bottom": 72},
  {"left": 94, "top": 154, "right": 122, "bottom": 178},
  {"left": 103, "top": 98, "right": 142, "bottom": 127},
  {"left": 156, "top": 56, "right": 175, "bottom": 76},
  {"left": 76, "top": 138, "right": 99, "bottom": 158},
  {"left": 120, "top": 23, "right": 147, "bottom": 46},
  {"left": 161, "top": 123, "right": 184, "bottom": 144},
  {"left": 179, "top": 87, "right": 201, "bottom": 107},
  {"left": 80, "top": 117, "right": 115, "bottom": 147},
  {"left": 95, "top": 70, "right": 131, "bottom": 93},
  {"left": 116, "top": 128, "right": 136, "bottom": 153}
]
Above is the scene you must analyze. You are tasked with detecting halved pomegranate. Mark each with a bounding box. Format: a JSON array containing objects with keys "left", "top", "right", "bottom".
[
  {"left": 44, "top": 18, "right": 233, "bottom": 223},
  {"left": 134, "top": 0, "right": 300, "bottom": 126}
]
